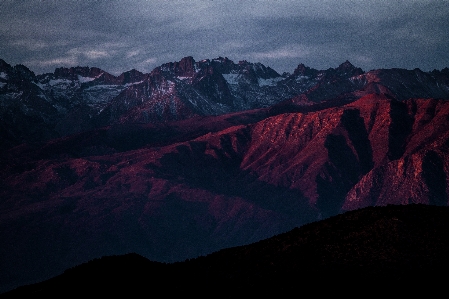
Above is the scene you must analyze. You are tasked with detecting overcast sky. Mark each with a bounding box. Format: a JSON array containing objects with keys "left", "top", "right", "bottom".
[{"left": 1, "top": 0, "right": 448, "bottom": 75}]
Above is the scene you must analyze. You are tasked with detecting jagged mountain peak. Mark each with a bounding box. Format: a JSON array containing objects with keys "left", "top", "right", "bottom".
[
  {"left": 293, "top": 63, "right": 318, "bottom": 77},
  {"left": 0, "top": 62, "right": 37, "bottom": 83},
  {"left": 335, "top": 60, "right": 364, "bottom": 76},
  {"left": 52, "top": 66, "right": 108, "bottom": 80},
  {"left": 158, "top": 56, "right": 197, "bottom": 77},
  {"left": 53, "top": 66, "right": 106, "bottom": 80},
  {"left": 338, "top": 60, "right": 355, "bottom": 69},
  {"left": 156, "top": 56, "right": 281, "bottom": 79},
  {"left": 177, "top": 56, "right": 196, "bottom": 76},
  {"left": 13, "top": 64, "right": 36, "bottom": 80},
  {"left": 117, "top": 69, "right": 146, "bottom": 84},
  {"left": 0, "top": 59, "right": 12, "bottom": 72},
  {"left": 36, "top": 65, "right": 138, "bottom": 87},
  {"left": 292, "top": 60, "right": 363, "bottom": 77},
  {"left": 209, "top": 57, "right": 236, "bottom": 73},
  {"left": 431, "top": 68, "right": 448, "bottom": 75},
  {"left": 210, "top": 56, "right": 233, "bottom": 64}
]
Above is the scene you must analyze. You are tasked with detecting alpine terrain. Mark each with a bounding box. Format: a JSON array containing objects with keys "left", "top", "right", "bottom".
[{"left": 1, "top": 56, "right": 449, "bottom": 293}]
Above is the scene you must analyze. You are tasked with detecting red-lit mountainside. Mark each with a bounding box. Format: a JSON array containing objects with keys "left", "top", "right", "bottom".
[
  {"left": 1, "top": 57, "right": 449, "bottom": 293},
  {"left": 4, "top": 204, "right": 449, "bottom": 296},
  {"left": 1, "top": 95, "right": 449, "bottom": 292}
]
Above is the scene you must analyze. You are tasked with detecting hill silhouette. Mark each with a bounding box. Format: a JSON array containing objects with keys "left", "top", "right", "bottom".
[{"left": 3, "top": 204, "right": 449, "bottom": 296}]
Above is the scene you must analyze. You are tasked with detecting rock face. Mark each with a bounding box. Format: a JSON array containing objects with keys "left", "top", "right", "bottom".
[
  {"left": 343, "top": 97, "right": 449, "bottom": 210},
  {"left": 241, "top": 95, "right": 449, "bottom": 216}
]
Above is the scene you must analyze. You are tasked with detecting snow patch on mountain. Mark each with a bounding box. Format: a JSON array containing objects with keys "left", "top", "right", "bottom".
[
  {"left": 0, "top": 72, "right": 8, "bottom": 80},
  {"left": 37, "top": 94, "right": 49, "bottom": 101},
  {"left": 33, "top": 82, "right": 45, "bottom": 89},
  {"left": 77, "top": 75, "right": 96, "bottom": 83},
  {"left": 258, "top": 77, "right": 283, "bottom": 87},
  {"left": 222, "top": 74, "right": 240, "bottom": 85},
  {"left": 125, "top": 80, "right": 144, "bottom": 87},
  {"left": 84, "top": 85, "right": 123, "bottom": 91},
  {"left": 295, "top": 76, "right": 310, "bottom": 82},
  {"left": 49, "top": 79, "right": 73, "bottom": 87},
  {"left": 0, "top": 82, "right": 6, "bottom": 88},
  {"left": 34, "top": 79, "right": 75, "bottom": 91}
]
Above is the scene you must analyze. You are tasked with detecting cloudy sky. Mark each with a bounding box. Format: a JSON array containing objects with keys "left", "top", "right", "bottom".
[{"left": 1, "top": 0, "right": 448, "bottom": 75}]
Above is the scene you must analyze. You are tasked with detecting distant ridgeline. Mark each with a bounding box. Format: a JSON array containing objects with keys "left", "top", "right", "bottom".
[{"left": 1, "top": 57, "right": 448, "bottom": 150}]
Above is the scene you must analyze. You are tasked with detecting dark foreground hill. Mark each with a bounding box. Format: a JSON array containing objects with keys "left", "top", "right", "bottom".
[{"left": 3, "top": 204, "right": 449, "bottom": 296}]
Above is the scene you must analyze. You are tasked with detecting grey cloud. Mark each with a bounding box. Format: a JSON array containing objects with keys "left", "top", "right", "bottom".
[{"left": 1, "top": 0, "right": 448, "bottom": 75}]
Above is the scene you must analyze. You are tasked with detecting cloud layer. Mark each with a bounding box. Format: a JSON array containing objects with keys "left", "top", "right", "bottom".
[{"left": 1, "top": 0, "right": 448, "bottom": 75}]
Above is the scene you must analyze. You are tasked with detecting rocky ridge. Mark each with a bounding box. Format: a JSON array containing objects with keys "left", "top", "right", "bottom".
[{"left": 1, "top": 57, "right": 449, "bottom": 150}]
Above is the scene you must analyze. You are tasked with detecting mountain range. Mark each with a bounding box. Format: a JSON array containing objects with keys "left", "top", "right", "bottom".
[
  {"left": 1, "top": 56, "right": 448, "bottom": 150},
  {"left": 1, "top": 57, "right": 449, "bottom": 293}
]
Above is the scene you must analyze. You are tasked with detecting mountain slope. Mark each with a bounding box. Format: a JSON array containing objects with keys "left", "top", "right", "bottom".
[{"left": 1, "top": 94, "right": 449, "bottom": 293}]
